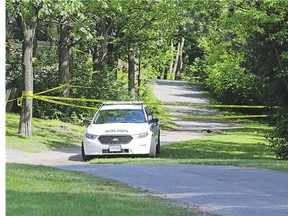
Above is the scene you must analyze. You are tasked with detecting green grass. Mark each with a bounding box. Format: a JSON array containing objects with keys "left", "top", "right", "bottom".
[
  {"left": 6, "top": 113, "right": 86, "bottom": 152},
  {"left": 6, "top": 163, "right": 197, "bottom": 216}
]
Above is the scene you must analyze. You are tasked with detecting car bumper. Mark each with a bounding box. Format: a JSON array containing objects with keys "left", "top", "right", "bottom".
[{"left": 83, "top": 136, "right": 153, "bottom": 156}]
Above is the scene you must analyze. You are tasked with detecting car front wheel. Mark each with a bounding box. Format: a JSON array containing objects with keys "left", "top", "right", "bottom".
[
  {"left": 148, "top": 143, "right": 156, "bottom": 158},
  {"left": 81, "top": 142, "right": 92, "bottom": 161}
]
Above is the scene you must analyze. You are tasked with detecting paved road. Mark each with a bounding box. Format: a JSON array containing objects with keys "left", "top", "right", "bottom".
[{"left": 57, "top": 164, "right": 288, "bottom": 216}]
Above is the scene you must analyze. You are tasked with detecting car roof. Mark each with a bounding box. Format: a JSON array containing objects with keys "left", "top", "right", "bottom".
[{"left": 100, "top": 101, "right": 144, "bottom": 110}]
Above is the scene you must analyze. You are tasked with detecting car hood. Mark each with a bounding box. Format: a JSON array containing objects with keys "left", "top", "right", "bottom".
[{"left": 86, "top": 123, "right": 150, "bottom": 135}]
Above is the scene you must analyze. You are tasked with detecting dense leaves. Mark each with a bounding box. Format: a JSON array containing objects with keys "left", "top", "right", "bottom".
[{"left": 186, "top": 0, "right": 288, "bottom": 159}]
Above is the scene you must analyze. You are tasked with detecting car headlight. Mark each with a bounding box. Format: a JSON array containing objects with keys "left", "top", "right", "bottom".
[
  {"left": 85, "top": 133, "right": 98, "bottom": 140},
  {"left": 134, "top": 131, "right": 149, "bottom": 139}
]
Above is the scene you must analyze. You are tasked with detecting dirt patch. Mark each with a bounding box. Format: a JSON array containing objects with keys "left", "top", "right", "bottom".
[{"left": 6, "top": 146, "right": 86, "bottom": 166}]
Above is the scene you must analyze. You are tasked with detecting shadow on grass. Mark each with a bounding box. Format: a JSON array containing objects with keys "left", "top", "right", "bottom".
[
  {"left": 41, "top": 139, "right": 78, "bottom": 151},
  {"left": 226, "top": 126, "right": 272, "bottom": 135},
  {"left": 6, "top": 131, "right": 29, "bottom": 139}
]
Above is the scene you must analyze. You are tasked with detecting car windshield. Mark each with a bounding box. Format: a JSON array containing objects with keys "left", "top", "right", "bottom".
[{"left": 93, "top": 109, "right": 146, "bottom": 124}]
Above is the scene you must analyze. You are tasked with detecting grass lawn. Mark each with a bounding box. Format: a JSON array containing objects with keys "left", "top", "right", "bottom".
[
  {"left": 6, "top": 163, "right": 197, "bottom": 216},
  {"left": 6, "top": 113, "right": 86, "bottom": 152}
]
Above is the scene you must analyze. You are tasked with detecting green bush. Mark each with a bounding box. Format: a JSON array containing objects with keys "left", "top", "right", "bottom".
[
  {"left": 204, "top": 52, "right": 262, "bottom": 105},
  {"left": 268, "top": 108, "right": 288, "bottom": 160}
]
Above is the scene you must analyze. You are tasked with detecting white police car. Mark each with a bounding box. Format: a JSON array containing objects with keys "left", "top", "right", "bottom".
[{"left": 82, "top": 101, "right": 160, "bottom": 160}]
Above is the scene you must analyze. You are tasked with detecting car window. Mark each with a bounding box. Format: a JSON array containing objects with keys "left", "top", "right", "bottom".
[{"left": 93, "top": 109, "right": 146, "bottom": 124}]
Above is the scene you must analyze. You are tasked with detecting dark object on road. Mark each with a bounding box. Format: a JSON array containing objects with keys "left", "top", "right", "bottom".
[{"left": 201, "top": 129, "right": 213, "bottom": 133}]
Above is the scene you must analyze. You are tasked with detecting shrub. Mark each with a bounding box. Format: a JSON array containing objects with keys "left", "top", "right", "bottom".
[{"left": 267, "top": 108, "right": 288, "bottom": 160}]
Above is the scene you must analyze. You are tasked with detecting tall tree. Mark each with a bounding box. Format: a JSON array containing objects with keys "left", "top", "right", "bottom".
[
  {"left": 91, "top": 14, "right": 116, "bottom": 71},
  {"left": 7, "top": 0, "right": 45, "bottom": 136},
  {"left": 173, "top": 27, "right": 186, "bottom": 80},
  {"left": 83, "top": 0, "right": 184, "bottom": 96},
  {"left": 128, "top": 47, "right": 136, "bottom": 97},
  {"left": 82, "top": 0, "right": 121, "bottom": 75},
  {"left": 42, "top": 0, "right": 86, "bottom": 98},
  {"left": 113, "top": 0, "right": 181, "bottom": 94}
]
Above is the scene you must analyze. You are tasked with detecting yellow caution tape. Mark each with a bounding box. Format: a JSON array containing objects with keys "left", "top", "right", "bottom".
[
  {"left": 68, "top": 84, "right": 111, "bottom": 91},
  {"left": 6, "top": 84, "right": 273, "bottom": 119},
  {"left": 6, "top": 84, "right": 98, "bottom": 107},
  {"left": 17, "top": 91, "right": 33, "bottom": 107},
  {"left": 17, "top": 96, "right": 22, "bottom": 107},
  {"left": 36, "top": 95, "right": 107, "bottom": 103},
  {"left": 160, "top": 103, "right": 267, "bottom": 109},
  {"left": 35, "top": 84, "right": 109, "bottom": 96},
  {"left": 34, "top": 84, "right": 69, "bottom": 95},
  {"left": 159, "top": 114, "right": 268, "bottom": 119},
  {"left": 6, "top": 98, "right": 18, "bottom": 103},
  {"left": 22, "top": 91, "right": 33, "bottom": 98},
  {"left": 33, "top": 95, "right": 99, "bottom": 110}
]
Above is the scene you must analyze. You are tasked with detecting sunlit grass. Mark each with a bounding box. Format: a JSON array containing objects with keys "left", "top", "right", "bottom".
[{"left": 162, "top": 123, "right": 273, "bottom": 160}]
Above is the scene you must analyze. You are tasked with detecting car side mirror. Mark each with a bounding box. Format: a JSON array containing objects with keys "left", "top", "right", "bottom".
[
  {"left": 148, "top": 115, "right": 159, "bottom": 123},
  {"left": 83, "top": 119, "right": 92, "bottom": 125}
]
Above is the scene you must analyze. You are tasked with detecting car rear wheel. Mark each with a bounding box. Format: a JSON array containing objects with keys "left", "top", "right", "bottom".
[
  {"left": 149, "top": 143, "right": 156, "bottom": 157},
  {"left": 82, "top": 142, "right": 93, "bottom": 161},
  {"left": 156, "top": 134, "right": 160, "bottom": 155}
]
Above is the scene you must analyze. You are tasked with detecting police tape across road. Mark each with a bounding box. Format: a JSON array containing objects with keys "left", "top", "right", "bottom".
[{"left": 7, "top": 84, "right": 270, "bottom": 119}]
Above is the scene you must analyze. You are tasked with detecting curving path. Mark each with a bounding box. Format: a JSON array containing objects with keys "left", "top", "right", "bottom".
[{"left": 152, "top": 79, "right": 241, "bottom": 144}]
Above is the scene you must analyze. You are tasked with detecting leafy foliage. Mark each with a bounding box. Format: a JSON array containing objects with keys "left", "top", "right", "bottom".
[
  {"left": 182, "top": 0, "right": 288, "bottom": 158},
  {"left": 267, "top": 107, "right": 288, "bottom": 160}
]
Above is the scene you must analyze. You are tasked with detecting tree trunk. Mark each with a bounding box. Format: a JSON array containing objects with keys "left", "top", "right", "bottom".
[
  {"left": 15, "top": 14, "right": 37, "bottom": 136},
  {"left": 173, "top": 41, "right": 180, "bottom": 78},
  {"left": 58, "top": 24, "right": 71, "bottom": 98},
  {"left": 137, "top": 50, "right": 141, "bottom": 93},
  {"left": 273, "top": 43, "right": 288, "bottom": 92},
  {"left": 107, "top": 43, "right": 117, "bottom": 77},
  {"left": 47, "top": 22, "right": 58, "bottom": 51},
  {"left": 92, "top": 15, "right": 106, "bottom": 71},
  {"left": 33, "top": 34, "right": 37, "bottom": 57},
  {"left": 169, "top": 40, "right": 174, "bottom": 76},
  {"left": 174, "top": 36, "right": 185, "bottom": 80},
  {"left": 163, "top": 68, "right": 168, "bottom": 80},
  {"left": 92, "top": 45, "right": 102, "bottom": 71},
  {"left": 92, "top": 15, "right": 115, "bottom": 72},
  {"left": 128, "top": 47, "right": 136, "bottom": 98}
]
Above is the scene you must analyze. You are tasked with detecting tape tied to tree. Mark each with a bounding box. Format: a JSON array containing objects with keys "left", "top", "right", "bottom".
[{"left": 17, "top": 91, "right": 33, "bottom": 107}]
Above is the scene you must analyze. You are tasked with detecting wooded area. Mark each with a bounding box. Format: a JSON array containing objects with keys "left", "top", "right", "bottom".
[{"left": 6, "top": 0, "right": 288, "bottom": 159}]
